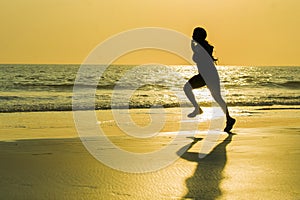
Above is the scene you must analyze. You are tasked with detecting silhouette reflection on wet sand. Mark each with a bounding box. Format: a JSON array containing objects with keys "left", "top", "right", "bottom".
[{"left": 177, "top": 133, "right": 234, "bottom": 200}]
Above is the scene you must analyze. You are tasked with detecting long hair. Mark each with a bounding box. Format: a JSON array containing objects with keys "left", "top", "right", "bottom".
[{"left": 193, "top": 27, "right": 218, "bottom": 62}]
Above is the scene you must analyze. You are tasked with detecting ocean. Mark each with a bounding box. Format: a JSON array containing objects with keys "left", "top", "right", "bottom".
[{"left": 0, "top": 64, "right": 299, "bottom": 112}]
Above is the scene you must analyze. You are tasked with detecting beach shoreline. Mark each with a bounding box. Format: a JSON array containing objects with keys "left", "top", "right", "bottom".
[{"left": 0, "top": 107, "right": 299, "bottom": 199}]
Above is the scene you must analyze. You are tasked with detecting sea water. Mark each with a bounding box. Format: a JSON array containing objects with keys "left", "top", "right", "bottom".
[{"left": 0, "top": 64, "right": 299, "bottom": 112}]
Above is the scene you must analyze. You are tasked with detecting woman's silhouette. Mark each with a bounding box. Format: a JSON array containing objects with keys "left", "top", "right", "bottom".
[{"left": 184, "top": 27, "right": 236, "bottom": 132}]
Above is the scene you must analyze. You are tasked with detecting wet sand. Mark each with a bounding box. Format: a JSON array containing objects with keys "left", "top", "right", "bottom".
[{"left": 0, "top": 107, "right": 299, "bottom": 199}]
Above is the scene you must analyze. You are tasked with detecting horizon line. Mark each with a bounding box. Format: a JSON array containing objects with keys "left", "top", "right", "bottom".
[{"left": 0, "top": 63, "right": 299, "bottom": 67}]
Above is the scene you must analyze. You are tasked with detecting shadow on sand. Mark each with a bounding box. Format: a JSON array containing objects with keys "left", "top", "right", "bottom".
[{"left": 177, "top": 133, "right": 234, "bottom": 200}]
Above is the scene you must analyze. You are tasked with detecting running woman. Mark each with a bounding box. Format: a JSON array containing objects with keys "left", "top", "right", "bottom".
[{"left": 183, "top": 27, "right": 236, "bottom": 133}]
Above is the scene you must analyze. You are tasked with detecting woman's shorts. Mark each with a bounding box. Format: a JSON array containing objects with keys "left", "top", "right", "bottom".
[{"left": 188, "top": 74, "right": 206, "bottom": 89}]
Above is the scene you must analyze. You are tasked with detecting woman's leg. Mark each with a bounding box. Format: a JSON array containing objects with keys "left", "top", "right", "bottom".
[
  {"left": 183, "top": 82, "right": 203, "bottom": 117},
  {"left": 209, "top": 90, "right": 228, "bottom": 115},
  {"left": 184, "top": 74, "right": 206, "bottom": 117},
  {"left": 209, "top": 89, "right": 236, "bottom": 132}
]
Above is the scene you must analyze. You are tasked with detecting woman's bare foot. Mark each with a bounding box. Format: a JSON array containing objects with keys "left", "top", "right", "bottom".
[
  {"left": 224, "top": 118, "right": 236, "bottom": 133},
  {"left": 187, "top": 107, "right": 203, "bottom": 118}
]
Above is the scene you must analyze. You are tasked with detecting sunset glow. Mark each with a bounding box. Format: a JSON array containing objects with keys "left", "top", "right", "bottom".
[{"left": 0, "top": 0, "right": 299, "bottom": 66}]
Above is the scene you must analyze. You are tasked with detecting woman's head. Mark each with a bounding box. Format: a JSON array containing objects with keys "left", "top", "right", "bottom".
[
  {"left": 192, "top": 27, "right": 207, "bottom": 43},
  {"left": 192, "top": 27, "right": 218, "bottom": 62}
]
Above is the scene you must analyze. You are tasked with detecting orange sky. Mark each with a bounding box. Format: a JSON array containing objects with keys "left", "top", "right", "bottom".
[{"left": 0, "top": 0, "right": 299, "bottom": 66}]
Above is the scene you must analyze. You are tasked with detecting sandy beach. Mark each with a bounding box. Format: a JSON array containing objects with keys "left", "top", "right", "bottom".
[
  {"left": 0, "top": 107, "right": 299, "bottom": 199},
  {"left": 1, "top": 0, "right": 299, "bottom": 199}
]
